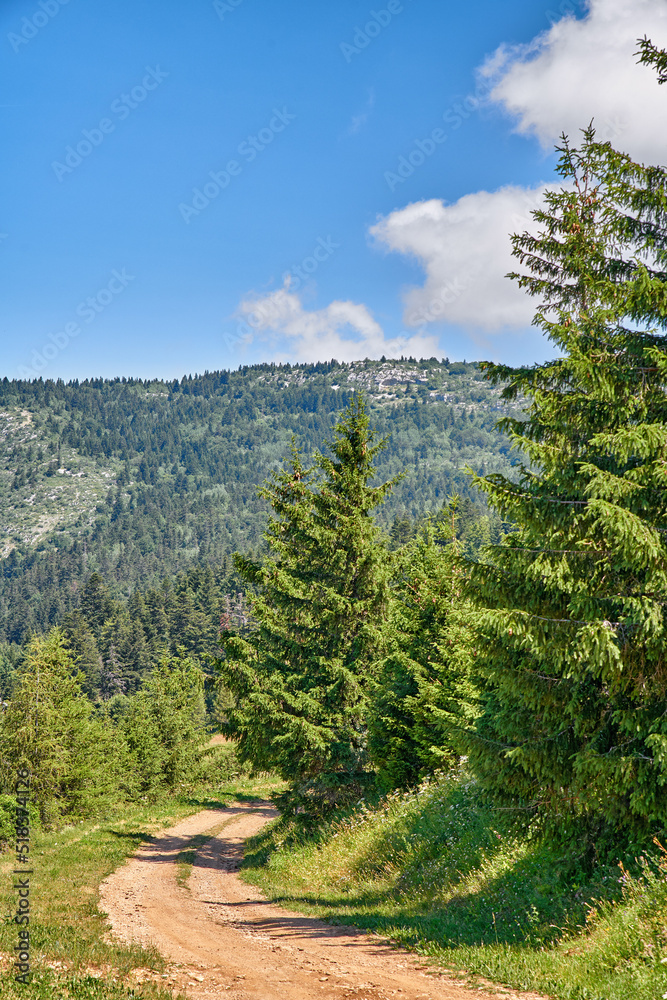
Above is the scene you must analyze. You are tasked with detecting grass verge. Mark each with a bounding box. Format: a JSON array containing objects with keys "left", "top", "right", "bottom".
[
  {"left": 241, "top": 769, "right": 667, "bottom": 1000},
  {"left": 0, "top": 771, "right": 282, "bottom": 999}
]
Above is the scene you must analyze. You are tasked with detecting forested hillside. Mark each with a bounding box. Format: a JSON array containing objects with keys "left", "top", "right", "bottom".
[{"left": 0, "top": 357, "right": 521, "bottom": 644}]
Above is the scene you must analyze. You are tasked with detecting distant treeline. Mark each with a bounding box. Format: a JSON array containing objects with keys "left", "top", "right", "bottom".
[
  {"left": 0, "top": 359, "right": 518, "bottom": 644},
  {"left": 0, "top": 562, "right": 239, "bottom": 701},
  {"left": 0, "top": 494, "right": 498, "bottom": 704}
]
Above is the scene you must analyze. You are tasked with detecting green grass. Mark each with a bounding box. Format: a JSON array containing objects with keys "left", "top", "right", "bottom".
[
  {"left": 241, "top": 769, "right": 667, "bottom": 1000},
  {"left": 0, "top": 771, "right": 283, "bottom": 999}
]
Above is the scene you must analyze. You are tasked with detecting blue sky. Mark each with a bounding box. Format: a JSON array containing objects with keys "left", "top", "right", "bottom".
[{"left": 1, "top": 0, "right": 666, "bottom": 380}]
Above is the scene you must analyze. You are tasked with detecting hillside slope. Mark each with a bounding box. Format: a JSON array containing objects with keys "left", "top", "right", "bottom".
[
  {"left": 243, "top": 770, "right": 665, "bottom": 1000},
  {"left": 0, "top": 358, "right": 520, "bottom": 642}
]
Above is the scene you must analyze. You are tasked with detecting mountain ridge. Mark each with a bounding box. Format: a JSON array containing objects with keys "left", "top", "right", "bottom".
[{"left": 0, "top": 357, "right": 521, "bottom": 642}]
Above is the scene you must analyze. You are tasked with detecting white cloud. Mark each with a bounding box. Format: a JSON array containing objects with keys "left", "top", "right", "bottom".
[
  {"left": 370, "top": 185, "right": 549, "bottom": 334},
  {"left": 233, "top": 2, "right": 667, "bottom": 361},
  {"left": 485, "top": 0, "right": 667, "bottom": 161},
  {"left": 367, "top": 0, "right": 667, "bottom": 341},
  {"left": 236, "top": 282, "right": 439, "bottom": 363}
]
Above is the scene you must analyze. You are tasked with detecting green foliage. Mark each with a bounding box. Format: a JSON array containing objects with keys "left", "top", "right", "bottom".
[
  {"left": 118, "top": 652, "right": 207, "bottom": 796},
  {"left": 450, "top": 496, "right": 506, "bottom": 560},
  {"left": 64, "top": 614, "right": 103, "bottom": 698},
  {"left": 388, "top": 496, "right": 507, "bottom": 559},
  {"left": 216, "top": 395, "right": 395, "bottom": 817},
  {"left": 191, "top": 741, "right": 253, "bottom": 787},
  {"left": 388, "top": 511, "right": 415, "bottom": 550},
  {"left": 637, "top": 34, "right": 667, "bottom": 84},
  {"left": 0, "top": 970, "right": 167, "bottom": 1000},
  {"left": 0, "top": 640, "right": 23, "bottom": 699},
  {"left": 368, "top": 518, "right": 475, "bottom": 791},
  {"left": 99, "top": 607, "right": 152, "bottom": 695},
  {"left": 462, "top": 125, "right": 667, "bottom": 842},
  {"left": 40, "top": 563, "right": 244, "bottom": 706},
  {"left": 0, "top": 630, "right": 208, "bottom": 817},
  {"left": 0, "top": 630, "right": 118, "bottom": 822}
]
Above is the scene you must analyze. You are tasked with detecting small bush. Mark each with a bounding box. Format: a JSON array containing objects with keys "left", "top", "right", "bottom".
[
  {"left": 192, "top": 742, "right": 252, "bottom": 787},
  {"left": 118, "top": 653, "right": 207, "bottom": 798}
]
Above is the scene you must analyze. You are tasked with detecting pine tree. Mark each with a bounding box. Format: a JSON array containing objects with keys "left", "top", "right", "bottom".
[
  {"left": 62, "top": 611, "right": 103, "bottom": 698},
  {"left": 637, "top": 35, "right": 667, "bottom": 84},
  {"left": 0, "top": 642, "right": 23, "bottom": 700},
  {"left": 100, "top": 610, "right": 151, "bottom": 693},
  {"left": 368, "top": 517, "right": 474, "bottom": 791},
  {"left": 215, "top": 395, "right": 395, "bottom": 817},
  {"left": 78, "top": 573, "right": 115, "bottom": 635},
  {"left": 463, "top": 120, "right": 667, "bottom": 845},
  {"left": 169, "top": 588, "right": 214, "bottom": 655},
  {"left": 119, "top": 653, "right": 206, "bottom": 796},
  {"left": 389, "top": 512, "right": 415, "bottom": 550}
]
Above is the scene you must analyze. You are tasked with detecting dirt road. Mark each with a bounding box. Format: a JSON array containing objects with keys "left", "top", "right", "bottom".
[{"left": 99, "top": 802, "right": 546, "bottom": 1000}]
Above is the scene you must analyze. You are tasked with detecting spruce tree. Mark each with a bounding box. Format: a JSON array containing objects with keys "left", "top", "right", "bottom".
[
  {"left": 215, "top": 395, "right": 395, "bottom": 817},
  {"left": 463, "top": 119, "right": 667, "bottom": 844},
  {"left": 119, "top": 653, "right": 206, "bottom": 796},
  {"left": 100, "top": 610, "right": 151, "bottom": 693},
  {"left": 63, "top": 612, "right": 103, "bottom": 698},
  {"left": 368, "top": 514, "right": 474, "bottom": 791},
  {"left": 78, "top": 573, "right": 115, "bottom": 634}
]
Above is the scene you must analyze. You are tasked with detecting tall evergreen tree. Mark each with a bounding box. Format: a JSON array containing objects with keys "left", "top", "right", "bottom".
[
  {"left": 215, "top": 395, "right": 395, "bottom": 816},
  {"left": 368, "top": 517, "right": 474, "bottom": 791},
  {"left": 100, "top": 610, "right": 151, "bottom": 694},
  {"left": 462, "top": 119, "right": 667, "bottom": 845},
  {"left": 77, "top": 573, "right": 115, "bottom": 635},
  {"left": 62, "top": 611, "right": 103, "bottom": 698}
]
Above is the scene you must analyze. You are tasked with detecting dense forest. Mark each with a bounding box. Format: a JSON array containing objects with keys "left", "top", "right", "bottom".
[{"left": 0, "top": 357, "right": 519, "bottom": 645}]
